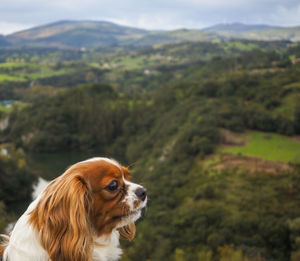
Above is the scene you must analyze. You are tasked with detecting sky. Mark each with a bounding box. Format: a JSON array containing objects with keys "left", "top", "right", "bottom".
[{"left": 0, "top": 0, "right": 300, "bottom": 35}]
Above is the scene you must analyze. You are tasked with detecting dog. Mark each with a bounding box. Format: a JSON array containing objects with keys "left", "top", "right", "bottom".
[{"left": 0, "top": 157, "right": 147, "bottom": 261}]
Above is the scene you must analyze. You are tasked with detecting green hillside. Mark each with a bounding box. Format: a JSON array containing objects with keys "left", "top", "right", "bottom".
[
  {"left": 128, "top": 29, "right": 220, "bottom": 47},
  {"left": 7, "top": 20, "right": 149, "bottom": 48},
  {"left": 3, "top": 20, "right": 221, "bottom": 49},
  {"left": 5, "top": 20, "right": 219, "bottom": 49},
  {"left": 205, "top": 23, "right": 300, "bottom": 42},
  {"left": 1, "top": 39, "right": 300, "bottom": 261},
  {"left": 0, "top": 39, "right": 291, "bottom": 101},
  {"left": 204, "top": 23, "right": 281, "bottom": 34},
  {"left": 240, "top": 27, "right": 300, "bottom": 42},
  {"left": 0, "top": 35, "right": 10, "bottom": 47},
  {"left": 3, "top": 20, "right": 300, "bottom": 49},
  {"left": 220, "top": 131, "right": 300, "bottom": 164}
]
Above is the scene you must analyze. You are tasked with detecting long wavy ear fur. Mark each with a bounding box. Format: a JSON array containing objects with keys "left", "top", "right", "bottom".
[
  {"left": 0, "top": 234, "right": 9, "bottom": 257},
  {"left": 118, "top": 223, "right": 136, "bottom": 241},
  {"left": 29, "top": 174, "right": 94, "bottom": 261}
]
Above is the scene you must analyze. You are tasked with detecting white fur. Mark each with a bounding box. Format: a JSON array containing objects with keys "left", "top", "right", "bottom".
[
  {"left": 93, "top": 231, "right": 123, "bottom": 261},
  {"left": 2, "top": 197, "right": 49, "bottom": 261},
  {"left": 32, "top": 178, "right": 49, "bottom": 199},
  {"left": 123, "top": 179, "right": 147, "bottom": 211},
  {"left": 82, "top": 157, "right": 121, "bottom": 170}
]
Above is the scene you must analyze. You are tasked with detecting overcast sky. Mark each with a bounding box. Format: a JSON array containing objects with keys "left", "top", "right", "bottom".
[{"left": 0, "top": 0, "right": 300, "bottom": 35}]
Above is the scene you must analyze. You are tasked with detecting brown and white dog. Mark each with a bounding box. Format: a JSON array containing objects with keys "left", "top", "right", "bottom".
[{"left": 0, "top": 157, "right": 147, "bottom": 261}]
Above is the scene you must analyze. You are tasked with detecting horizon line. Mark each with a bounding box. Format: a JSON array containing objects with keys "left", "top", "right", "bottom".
[{"left": 1, "top": 19, "right": 300, "bottom": 36}]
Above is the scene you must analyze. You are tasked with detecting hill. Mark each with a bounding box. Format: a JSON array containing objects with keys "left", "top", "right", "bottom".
[
  {"left": 204, "top": 22, "right": 280, "bottom": 34},
  {"left": 6, "top": 20, "right": 221, "bottom": 49},
  {"left": 205, "top": 22, "right": 300, "bottom": 41},
  {"left": 125, "top": 29, "right": 220, "bottom": 47},
  {"left": 1, "top": 34, "right": 300, "bottom": 260},
  {"left": 7, "top": 20, "right": 149, "bottom": 48},
  {"left": 0, "top": 35, "right": 10, "bottom": 47},
  {"left": 3, "top": 20, "right": 300, "bottom": 50},
  {"left": 2, "top": 42, "right": 300, "bottom": 260},
  {"left": 5, "top": 20, "right": 218, "bottom": 49},
  {"left": 0, "top": 39, "right": 290, "bottom": 100}
]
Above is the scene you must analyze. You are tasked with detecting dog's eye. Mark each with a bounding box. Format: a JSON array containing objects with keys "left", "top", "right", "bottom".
[{"left": 106, "top": 180, "right": 119, "bottom": 192}]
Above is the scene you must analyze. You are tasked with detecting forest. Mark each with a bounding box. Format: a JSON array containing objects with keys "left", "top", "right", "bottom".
[{"left": 0, "top": 39, "right": 300, "bottom": 261}]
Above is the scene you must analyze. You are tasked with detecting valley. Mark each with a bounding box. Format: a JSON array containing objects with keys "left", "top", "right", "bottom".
[{"left": 0, "top": 21, "right": 300, "bottom": 261}]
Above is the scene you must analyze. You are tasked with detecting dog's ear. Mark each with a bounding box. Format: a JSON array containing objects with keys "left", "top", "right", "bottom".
[
  {"left": 0, "top": 234, "right": 9, "bottom": 257},
  {"left": 29, "top": 174, "right": 94, "bottom": 261},
  {"left": 118, "top": 223, "right": 136, "bottom": 241}
]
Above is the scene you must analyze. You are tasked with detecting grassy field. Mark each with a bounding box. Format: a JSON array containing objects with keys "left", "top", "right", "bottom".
[
  {"left": 0, "top": 74, "right": 26, "bottom": 82},
  {"left": 0, "top": 61, "right": 78, "bottom": 83},
  {"left": 0, "top": 62, "right": 27, "bottom": 69},
  {"left": 0, "top": 101, "right": 29, "bottom": 115},
  {"left": 223, "top": 41, "right": 258, "bottom": 51},
  {"left": 275, "top": 92, "right": 300, "bottom": 120},
  {"left": 0, "top": 104, "right": 12, "bottom": 114},
  {"left": 219, "top": 130, "right": 300, "bottom": 164}
]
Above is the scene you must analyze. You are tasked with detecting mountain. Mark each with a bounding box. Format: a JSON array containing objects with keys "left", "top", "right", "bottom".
[
  {"left": 240, "top": 26, "right": 300, "bottom": 41},
  {"left": 6, "top": 20, "right": 220, "bottom": 49},
  {"left": 203, "top": 22, "right": 280, "bottom": 34},
  {"left": 205, "top": 22, "right": 300, "bottom": 41},
  {"left": 2, "top": 21, "right": 300, "bottom": 49},
  {"left": 126, "top": 29, "right": 220, "bottom": 47},
  {"left": 6, "top": 20, "right": 149, "bottom": 48},
  {"left": 0, "top": 35, "right": 10, "bottom": 47}
]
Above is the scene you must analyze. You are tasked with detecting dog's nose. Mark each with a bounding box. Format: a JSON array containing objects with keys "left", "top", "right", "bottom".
[{"left": 135, "top": 187, "right": 147, "bottom": 201}]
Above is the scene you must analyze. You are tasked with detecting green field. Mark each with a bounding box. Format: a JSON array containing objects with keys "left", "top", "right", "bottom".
[
  {"left": 0, "top": 104, "right": 12, "bottom": 114},
  {"left": 275, "top": 92, "right": 300, "bottom": 120},
  {"left": 0, "top": 74, "right": 26, "bottom": 82},
  {"left": 0, "top": 62, "right": 27, "bottom": 69},
  {"left": 0, "top": 62, "right": 79, "bottom": 83},
  {"left": 219, "top": 130, "right": 300, "bottom": 163}
]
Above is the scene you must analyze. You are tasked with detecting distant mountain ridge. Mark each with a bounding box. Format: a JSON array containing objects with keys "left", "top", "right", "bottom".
[
  {"left": 203, "top": 22, "right": 281, "bottom": 33},
  {"left": 7, "top": 20, "right": 149, "bottom": 48},
  {"left": 5, "top": 20, "right": 219, "bottom": 48},
  {"left": 1, "top": 20, "right": 300, "bottom": 49},
  {"left": 204, "top": 22, "right": 300, "bottom": 41},
  {"left": 8, "top": 20, "right": 149, "bottom": 39},
  {"left": 0, "top": 35, "right": 10, "bottom": 47}
]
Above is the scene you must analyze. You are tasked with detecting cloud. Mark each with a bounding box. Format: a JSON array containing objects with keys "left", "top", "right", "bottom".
[
  {"left": 271, "top": 4, "right": 300, "bottom": 26},
  {"left": 106, "top": 14, "right": 207, "bottom": 30},
  {"left": 0, "top": 22, "right": 34, "bottom": 35}
]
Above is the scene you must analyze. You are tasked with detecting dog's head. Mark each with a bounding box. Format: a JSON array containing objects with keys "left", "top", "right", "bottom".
[{"left": 29, "top": 157, "right": 147, "bottom": 261}]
